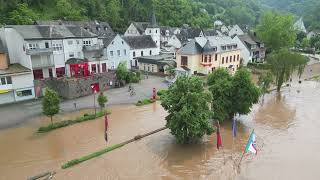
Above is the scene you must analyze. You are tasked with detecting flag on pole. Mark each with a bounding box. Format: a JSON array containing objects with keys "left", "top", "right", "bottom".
[
  {"left": 104, "top": 113, "right": 109, "bottom": 142},
  {"left": 216, "top": 122, "right": 223, "bottom": 149},
  {"left": 245, "top": 130, "right": 257, "bottom": 154},
  {"left": 232, "top": 118, "right": 237, "bottom": 137}
]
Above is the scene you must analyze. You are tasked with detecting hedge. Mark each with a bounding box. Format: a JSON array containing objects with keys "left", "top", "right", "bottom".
[
  {"left": 247, "top": 62, "right": 271, "bottom": 70},
  {"left": 135, "top": 98, "right": 156, "bottom": 106},
  {"left": 61, "top": 143, "right": 124, "bottom": 169},
  {"left": 38, "top": 109, "right": 111, "bottom": 133}
]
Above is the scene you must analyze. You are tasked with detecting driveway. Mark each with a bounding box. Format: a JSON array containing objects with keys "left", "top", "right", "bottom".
[{"left": 0, "top": 76, "right": 168, "bottom": 129}]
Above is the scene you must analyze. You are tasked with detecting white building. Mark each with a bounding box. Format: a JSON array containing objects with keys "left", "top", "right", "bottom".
[
  {"left": 2, "top": 25, "right": 106, "bottom": 80},
  {"left": 122, "top": 35, "right": 160, "bottom": 67},
  {"left": 0, "top": 39, "right": 35, "bottom": 104},
  {"left": 124, "top": 11, "right": 161, "bottom": 48},
  {"left": 228, "top": 25, "right": 244, "bottom": 37},
  {"left": 103, "top": 34, "right": 131, "bottom": 70}
]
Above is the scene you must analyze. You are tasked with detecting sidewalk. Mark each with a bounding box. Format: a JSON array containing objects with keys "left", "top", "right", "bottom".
[{"left": 0, "top": 76, "right": 168, "bottom": 129}]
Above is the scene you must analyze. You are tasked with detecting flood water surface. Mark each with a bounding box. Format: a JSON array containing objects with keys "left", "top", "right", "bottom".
[{"left": 0, "top": 81, "right": 320, "bottom": 179}]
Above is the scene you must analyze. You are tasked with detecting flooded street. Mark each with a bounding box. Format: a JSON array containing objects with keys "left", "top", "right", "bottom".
[{"left": 0, "top": 81, "right": 320, "bottom": 179}]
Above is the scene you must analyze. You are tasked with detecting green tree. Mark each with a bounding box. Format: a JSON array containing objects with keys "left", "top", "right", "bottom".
[
  {"left": 161, "top": 76, "right": 213, "bottom": 144},
  {"left": 310, "top": 35, "right": 320, "bottom": 50},
  {"left": 301, "top": 38, "right": 310, "bottom": 49},
  {"left": 115, "top": 62, "right": 128, "bottom": 85},
  {"left": 8, "top": 3, "right": 39, "bottom": 25},
  {"left": 208, "top": 68, "right": 260, "bottom": 121},
  {"left": 267, "top": 49, "right": 308, "bottom": 91},
  {"left": 231, "top": 68, "right": 260, "bottom": 116},
  {"left": 55, "top": 0, "right": 84, "bottom": 20},
  {"left": 105, "top": 0, "right": 123, "bottom": 31},
  {"left": 256, "top": 11, "right": 296, "bottom": 52},
  {"left": 258, "top": 71, "right": 273, "bottom": 100},
  {"left": 97, "top": 92, "right": 108, "bottom": 110},
  {"left": 42, "top": 88, "right": 60, "bottom": 124}
]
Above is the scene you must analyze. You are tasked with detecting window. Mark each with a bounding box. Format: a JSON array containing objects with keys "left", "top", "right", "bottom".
[
  {"left": 16, "top": 89, "right": 32, "bottom": 97},
  {"left": 222, "top": 57, "right": 224, "bottom": 64},
  {"left": 83, "top": 40, "right": 91, "bottom": 46},
  {"left": 76, "top": 40, "right": 80, "bottom": 44},
  {"left": 91, "top": 64, "right": 97, "bottom": 73},
  {"left": 215, "top": 54, "right": 218, "bottom": 61},
  {"left": 6, "top": 77, "right": 12, "bottom": 84},
  {"left": 68, "top": 40, "right": 73, "bottom": 45},
  {"left": 117, "top": 50, "right": 121, "bottom": 56},
  {"left": 233, "top": 55, "right": 236, "bottom": 62},
  {"left": 112, "top": 41, "right": 114, "bottom": 45},
  {"left": 69, "top": 52, "right": 75, "bottom": 58},
  {"left": 45, "top": 42, "right": 49, "bottom": 48},
  {"left": 0, "top": 77, "right": 6, "bottom": 85},
  {"left": 149, "top": 50, "right": 152, "bottom": 55},
  {"left": 222, "top": 46, "right": 226, "bottom": 50},
  {"left": 110, "top": 51, "right": 114, "bottom": 56},
  {"left": 209, "top": 55, "right": 212, "bottom": 62},
  {"left": 102, "top": 63, "right": 107, "bottom": 72},
  {"left": 204, "top": 56, "right": 207, "bottom": 62},
  {"left": 226, "top": 57, "right": 228, "bottom": 63},
  {"left": 104, "top": 26, "right": 108, "bottom": 31},
  {"left": 152, "top": 65, "right": 154, "bottom": 72},
  {"left": 122, "top": 41, "right": 124, "bottom": 44},
  {"left": 181, "top": 56, "right": 188, "bottom": 66},
  {"left": 28, "top": 43, "right": 38, "bottom": 49},
  {"left": 156, "top": 30, "right": 158, "bottom": 33},
  {"left": 237, "top": 54, "right": 240, "bottom": 61},
  {"left": 56, "top": 67, "right": 65, "bottom": 77},
  {"left": 141, "top": 51, "right": 144, "bottom": 56},
  {"left": 123, "top": 49, "right": 127, "bottom": 55},
  {"left": 230, "top": 56, "right": 232, "bottom": 62},
  {"left": 133, "top": 51, "right": 136, "bottom": 57},
  {"left": 53, "top": 44, "right": 63, "bottom": 51},
  {"left": 149, "top": 30, "right": 151, "bottom": 33}
]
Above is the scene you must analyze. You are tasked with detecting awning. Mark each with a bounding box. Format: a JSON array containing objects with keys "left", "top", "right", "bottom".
[{"left": 0, "top": 89, "right": 12, "bottom": 94}]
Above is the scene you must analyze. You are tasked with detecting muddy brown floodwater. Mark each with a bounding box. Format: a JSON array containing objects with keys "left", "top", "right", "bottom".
[{"left": 1, "top": 81, "right": 320, "bottom": 179}]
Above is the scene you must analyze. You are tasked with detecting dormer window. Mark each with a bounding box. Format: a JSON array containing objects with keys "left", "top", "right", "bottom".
[
  {"left": 149, "top": 30, "right": 151, "bottom": 33},
  {"left": 96, "top": 26, "right": 100, "bottom": 31},
  {"left": 104, "top": 26, "right": 107, "bottom": 31},
  {"left": 221, "top": 46, "right": 226, "bottom": 50},
  {"left": 233, "top": 45, "right": 237, "bottom": 49}
]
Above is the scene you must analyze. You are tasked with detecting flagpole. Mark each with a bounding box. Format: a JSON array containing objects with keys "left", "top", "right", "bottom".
[{"left": 237, "top": 129, "right": 254, "bottom": 169}]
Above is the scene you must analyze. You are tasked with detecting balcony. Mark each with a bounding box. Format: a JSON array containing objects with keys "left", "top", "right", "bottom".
[
  {"left": 26, "top": 48, "right": 54, "bottom": 55},
  {"left": 31, "top": 57, "right": 54, "bottom": 69},
  {"left": 200, "top": 61, "right": 213, "bottom": 66},
  {"left": 83, "top": 44, "right": 103, "bottom": 52}
]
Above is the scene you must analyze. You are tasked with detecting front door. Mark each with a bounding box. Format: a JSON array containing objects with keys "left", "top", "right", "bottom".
[{"left": 49, "top": 68, "right": 53, "bottom": 78}]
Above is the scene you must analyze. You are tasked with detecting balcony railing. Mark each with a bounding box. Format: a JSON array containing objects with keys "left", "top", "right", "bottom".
[
  {"left": 32, "top": 58, "right": 54, "bottom": 69},
  {"left": 83, "top": 44, "right": 103, "bottom": 52},
  {"left": 26, "top": 48, "right": 54, "bottom": 55}
]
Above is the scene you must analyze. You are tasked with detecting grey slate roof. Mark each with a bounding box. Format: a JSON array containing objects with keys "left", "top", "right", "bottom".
[
  {"left": 133, "top": 22, "right": 150, "bottom": 34},
  {"left": 36, "top": 20, "right": 115, "bottom": 38},
  {"left": 178, "top": 39, "right": 203, "bottom": 55},
  {"left": 122, "top": 35, "right": 157, "bottom": 49},
  {"left": 175, "top": 34, "right": 189, "bottom": 45},
  {"left": 65, "top": 58, "right": 88, "bottom": 64},
  {"left": 137, "top": 54, "right": 176, "bottom": 66},
  {"left": 102, "top": 35, "right": 116, "bottom": 47},
  {"left": 180, "top": 28, "right": 202, "bottom": 39},
  {"left": 204, "top": 30, "right": 218, "bottom": 36},
  {"left": 237, "top": 34, "right": 257, "bottom": 45},
  {"left": 0, "top": 64, "right": 31, "bottom": 75},
  {"left": 8, "top": 25, "right": 97, "bottom": 40}
]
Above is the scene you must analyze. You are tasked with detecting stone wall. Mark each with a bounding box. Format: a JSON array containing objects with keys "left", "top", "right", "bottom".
[{"left": 34, "top": 71, "right": 118, "bottom": 99}]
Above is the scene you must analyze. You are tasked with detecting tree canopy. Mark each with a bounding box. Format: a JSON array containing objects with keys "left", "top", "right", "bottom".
[
  {"left": 267, "top": 49, "right": 308, "bottom": 91},
  {"left": 256, "top": 11, "right": 296, "bottom": 52},
  {"left": 208, "top": 68, "right": 260, "bottom": 121},
  {"left": 42, "top": 88, "right": 60, "bottom": 123},
  {"left": 161, "top": 76, "right": 213, "bottom": 144}
]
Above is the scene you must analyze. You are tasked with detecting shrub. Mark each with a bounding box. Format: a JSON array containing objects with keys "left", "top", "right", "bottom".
[
  {"left": 135, "top": 98, "right": 155, "bottom": 106},
  {"left": 38, "top": 109, "right": 111, "bottom": 133},
  {"left": 157, "top": 89, "right": 167, "bottom": 97}
]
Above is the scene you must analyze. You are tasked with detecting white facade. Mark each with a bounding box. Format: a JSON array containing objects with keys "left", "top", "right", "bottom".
[
  {"left": 124, "top": 24, "right": 141, "bottom": 36},
  {"left": 0, "top": 72, "right": 35, "bottom": 104},
  {"left": 145, "top": 27, "right": 161, "bottom": 48},
  {"left": 168, "top": 35, "right": 183, "bottom": 49},
  {"left": 104, "top": 35, "right": 131, "bottom": 70},
  {"left": 234, "top": 36, "right": 251, "bottom": 66},
  {"left": 228, "top": 25, "right": 244, "bottom": 37},
  {"left": 130, "top": 47, "right": 160, "bottom": 67}
]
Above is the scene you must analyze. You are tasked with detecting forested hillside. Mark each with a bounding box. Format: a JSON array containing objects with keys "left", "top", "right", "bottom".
[
  {"left": 260, "top": 0, "right": 320, "bottom": 30},
  {"left": 0, "top": 0, "right": 263, "bottom": 32},
  {"left": 0, "top": 0, "right": 318, "bottom": 32}
]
